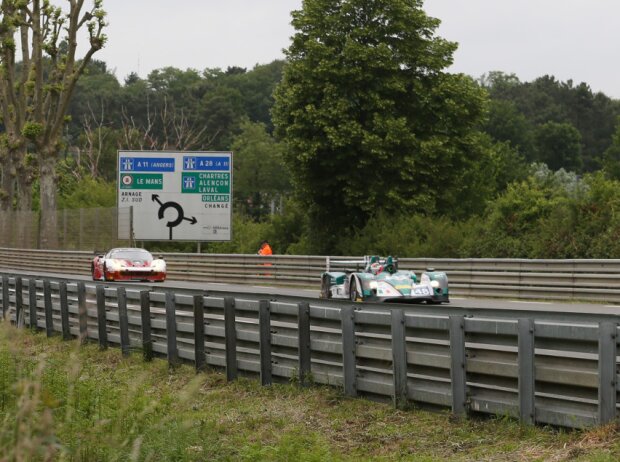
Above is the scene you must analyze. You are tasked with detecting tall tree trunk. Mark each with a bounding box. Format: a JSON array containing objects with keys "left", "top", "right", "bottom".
[
  {"left": 15, "top": 157, "right": 34, "bottom": 248},
  {"left": 39, "top": 155, "right": 58, "bottom": 249},
  {"left": 0, "top": 156, "right": 15, "bottom": 212},
  {"left": 0, "top": 155, "right": 16, "bottom": 247},
  {"left": 15, "top": 148, "right": 33, "bottom": 212}
]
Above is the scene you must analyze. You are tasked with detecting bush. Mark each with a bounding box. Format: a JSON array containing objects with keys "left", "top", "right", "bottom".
[{"left": 336, "top": 212, "right": 468, "bottom": 258}]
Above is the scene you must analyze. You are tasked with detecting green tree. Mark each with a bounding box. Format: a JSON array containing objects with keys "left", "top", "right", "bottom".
[
  {"left": 602, "top": 116, "right": 620, "bottom": 180},
  {"left": 230, "top": 120, "right": 290, "bottom": 220},
  {"left": 57, "top": 173, "right": 115, "bottom": 209},
  {"left": 485, "top": 138, "right": 529, "bottom": 194},
  {"left": 533, "top": 121, "right": 583, "bottom": 172},
  {"left": 0, "top": 0, "right": 107, "bottom": 248},
  {"left": 67, "top": 60, "right": 122, "bottom": 138},
  {"left": 218, "top": 61, "right": 285, "bottom": 131},
  {"left": 273, "top": 0, "right": 488, "bottom": 252},
  {"left": 481, "top": 72, "right": 620, "bottom": 172},
  {"left": 482, "top": 99, "right": 534, "bottom": 158},
  {"left": 201, "top": 83, "right": 246, "bottom": 150},
  {"left": 460, "top": 165, "right": 589, "bottom": 258}
]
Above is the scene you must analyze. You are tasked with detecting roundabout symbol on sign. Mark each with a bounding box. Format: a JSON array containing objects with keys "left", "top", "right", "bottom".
[{"left": 152, "top": 194, "right": 197, "bottom": 240}]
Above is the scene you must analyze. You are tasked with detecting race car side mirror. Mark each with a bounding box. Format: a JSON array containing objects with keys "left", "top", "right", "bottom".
[
  {"left": 158, "top": 255, "right": 164, "bottom": 260},
  {"left": 98, "top": 255, "right": 104, "bottom": 259}
]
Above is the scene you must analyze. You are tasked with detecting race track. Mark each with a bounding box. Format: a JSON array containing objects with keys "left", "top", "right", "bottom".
[{"left": 3, "top": 266, "right": 620, "bottom": 322}]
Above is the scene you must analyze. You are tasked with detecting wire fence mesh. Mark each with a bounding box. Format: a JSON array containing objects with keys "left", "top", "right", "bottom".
[{"left": 0, "top": 207, "right": 131, "bottom": 250}]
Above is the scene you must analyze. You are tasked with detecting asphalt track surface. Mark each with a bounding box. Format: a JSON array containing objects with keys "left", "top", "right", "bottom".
[{"left": 2, "top": 267, "right": 620, "bottom": 321}]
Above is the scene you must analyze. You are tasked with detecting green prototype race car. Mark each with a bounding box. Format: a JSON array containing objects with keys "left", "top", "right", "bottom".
[{"left": 320, "top": 256, "right": 449, "bottom": 304}]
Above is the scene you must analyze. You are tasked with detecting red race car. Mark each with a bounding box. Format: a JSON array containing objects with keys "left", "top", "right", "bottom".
[{"left": 91, "top": 248, "right": 166, "bottom": 282}]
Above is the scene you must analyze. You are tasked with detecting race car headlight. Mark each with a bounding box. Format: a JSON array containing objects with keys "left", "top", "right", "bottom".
[
  {"left": 430, "top": 280, "right": 440, "bottom": 288},
  {"left": 151, "top": 260, "right": 166, "bottom": 271},
  {"left": 106, "top": 260, "right": 121, "bottom": 271}
]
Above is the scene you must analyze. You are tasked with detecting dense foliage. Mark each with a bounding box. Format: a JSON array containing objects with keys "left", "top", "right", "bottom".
[
  {"left": 272, "top": 0, "right": 496, "bottom": 251},
  {"left": 480, "top": 72, "right": 620, "bottom": 172},
  {"left": 3, "top": 1, "right": 620, "bottom": 257}
]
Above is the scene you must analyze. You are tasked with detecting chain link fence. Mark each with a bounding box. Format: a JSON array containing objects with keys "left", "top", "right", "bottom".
[{"left": 0, "top": 207, "right": 132, "bottom": 250}]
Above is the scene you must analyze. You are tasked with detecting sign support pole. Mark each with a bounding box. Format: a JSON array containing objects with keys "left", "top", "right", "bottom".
[{"left": 129, "top": 206, "right": 134, "bottom": 247}]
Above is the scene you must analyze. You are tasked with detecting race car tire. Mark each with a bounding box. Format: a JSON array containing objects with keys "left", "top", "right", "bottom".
[
  {"left": 349, "top": 278, "right": 362, "bottom": 302},
  {"left": 320, "top": 275, "right": 331, "bottom": 299},
  {"left": 103, "top": 263, "right": 113, "bottom": 281},
  {"left": 91, "top": 262, "right": 97, "bottom": 281}
]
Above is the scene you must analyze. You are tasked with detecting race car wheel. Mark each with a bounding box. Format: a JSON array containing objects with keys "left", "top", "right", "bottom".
[
  {"left": 320, "top": 275, "right": 331, "bottom": 299},
  {"left": 349, "top": 278, "right": 361, "bottom": 302},
  {"left": 91, "top": 263, "right": 97, "bottom": 281},
  {"left": 103, "top": 263, "right": 113, "bottom": 281}
]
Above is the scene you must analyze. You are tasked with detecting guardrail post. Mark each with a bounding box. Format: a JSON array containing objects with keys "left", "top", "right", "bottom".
[
  {"left": 518, "top": 318, "right": 536, "bottom": 425},
  {"left": 298, "top": 301, "right": 311, "bottom": 386},
  {"left": 224, "top": 296, "right": 237, "bottom": 381},
  {"left": 77, "top": 282, "right": 87, "bottom": 344},
  {"left": 96, "top": 285, "right": 108, "bottom": 349},
  {"left": 118, "top": 287, "right": 130, "bottom": 357},
  {"left": 449, "top": 315, "right": 467, "bottom": 416},
  {"left": 259, "top": 300, "right": 272, "bottom": 386},
  {"left": 28, "top": 279, "right": 37, "bottom": 330},
  {"left": 15, "top": 277, "right": 23, "bottom": 328},
  {"left": 140, "top": 291, "right": 153, "bottom": 362},
  {"left": 59, "top": 282, "right": 71, "bottom": 340},
  {"left": 598, "top": 322, "right": 617, "bottom": 425},
  {"left": 391, "top": 309, "right": 408, "bottom": 410},
  {"left": 193, "top": 295, "right": 206, "bottom": 372},
  {"left": 341, "top": 305, "right": 357, "bottom": 397},
  {"left": 165, "top": 292, "right": 179, "bottom": 368},
  {"left": 1, "top": 275, "right": 9, "bottom": 320},
  {"left": 44, "top": 279, "right": 54, "bottom": 337}
]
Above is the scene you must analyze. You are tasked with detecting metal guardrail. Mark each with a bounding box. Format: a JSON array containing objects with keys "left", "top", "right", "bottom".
[
  {"left": 1, "top": 272, "right": 619, "bottom": 429},
  {"left": 4, "top": 248, "right": 620, "bottom": 303}
]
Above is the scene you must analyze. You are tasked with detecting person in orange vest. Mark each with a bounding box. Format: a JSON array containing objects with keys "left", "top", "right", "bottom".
[
  {"left": 258, "top": 240, "right": 273, "bottom": 256},
  {"left": 257, "top": 240, "right": 273, "bottom": 277}
]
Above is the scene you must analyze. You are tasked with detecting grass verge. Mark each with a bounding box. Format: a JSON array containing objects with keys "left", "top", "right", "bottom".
[{"left": 1, "top": 322, "right": 620, "bottom": 461}]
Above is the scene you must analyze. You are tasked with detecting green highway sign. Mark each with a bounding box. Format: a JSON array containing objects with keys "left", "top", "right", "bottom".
[
  {"left": 120, "top": 173, "right": 163, "bottom": 189},
  {"left": 202, "top": 194, "right": 230, "bottom": 202},
  {"left": 182, "top": 172, "right": 230, "bottom": 194}
]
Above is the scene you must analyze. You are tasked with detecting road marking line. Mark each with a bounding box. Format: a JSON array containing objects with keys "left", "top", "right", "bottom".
[
  {"left": 605, "top": 305, "right": 620, "bottom": 308},
  {"left": 510, "top": 300, "right": 552, "bottom": 305}
]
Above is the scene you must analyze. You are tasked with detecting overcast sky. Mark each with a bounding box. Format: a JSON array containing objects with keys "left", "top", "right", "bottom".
[{"left": 96, "top": 0, "right": 620, "bottom": 98}]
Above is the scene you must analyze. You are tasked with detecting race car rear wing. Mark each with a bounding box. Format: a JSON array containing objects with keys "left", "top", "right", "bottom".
[
  {"left": 326, "top": 257, "right": 367, "bottom": 273},
  {"left": 326, "top": 256, "right": 399, "bottom": 272}
]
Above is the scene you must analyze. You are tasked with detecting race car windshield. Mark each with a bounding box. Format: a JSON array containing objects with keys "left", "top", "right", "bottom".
[{"left": 110, "top": 250, "right": 152, "bottom": 260}]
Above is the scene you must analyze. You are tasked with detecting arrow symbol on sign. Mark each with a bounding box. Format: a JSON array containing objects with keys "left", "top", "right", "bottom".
[{"left": 151, "top": 194, "right": 194, "bottom": 239}]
